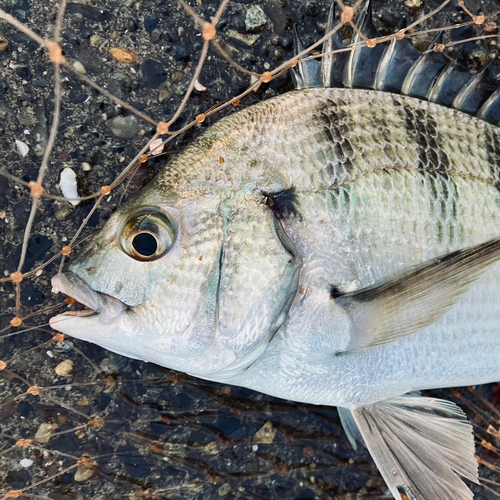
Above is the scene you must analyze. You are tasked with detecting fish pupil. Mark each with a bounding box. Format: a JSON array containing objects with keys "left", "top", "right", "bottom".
[{"left": 132, "top": 232, "right": 158, "bottom": 257}]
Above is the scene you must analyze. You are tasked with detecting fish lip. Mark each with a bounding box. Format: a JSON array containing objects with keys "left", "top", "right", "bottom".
[{"left": 51, "top": 271, "right": 127, "bottom": 324}]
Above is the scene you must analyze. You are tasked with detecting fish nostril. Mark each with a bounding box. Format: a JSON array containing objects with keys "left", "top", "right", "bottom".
[{"left": 132, "top": 232, "right": 158, "bottom": 257}]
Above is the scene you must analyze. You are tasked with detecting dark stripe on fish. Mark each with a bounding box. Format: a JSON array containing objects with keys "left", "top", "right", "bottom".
[
  {"left": 316, "top": 99, "right": 354, "bottom": 181},
  {"left": 327, "top": 185, "right": 351, "bottom": 213},
  {"left": 392, "top": 96, "right": 452, "bottom": 175},
  {"left": 426, "top": 171, "right": 458, "bottom": 244},
  {"left": 484, "top": 127, "right": 500, "bottom": 191}
]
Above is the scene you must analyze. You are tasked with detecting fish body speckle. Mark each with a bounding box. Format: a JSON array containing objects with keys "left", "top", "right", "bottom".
[{"left": 50, "top": 88, "right": 500, "bottom": 499}]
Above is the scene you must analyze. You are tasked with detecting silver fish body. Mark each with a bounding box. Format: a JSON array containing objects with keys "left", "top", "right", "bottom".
[{"left": 50, "top": 88, "right": 500, "bottom": 499}]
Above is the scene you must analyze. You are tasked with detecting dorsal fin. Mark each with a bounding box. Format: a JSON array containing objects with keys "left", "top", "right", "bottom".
[
  {"left": 428, "top": 52, "right": 473, "bottom": 107},
  {"left": 478, "top": 86, "right": 500, "bottom": 125},
  {"left": 374, "top": 22, "right": 421, "bottom": 93},
  {"left": 343, "top": 0, "right": 387, "bottom": 89},
  {"left": 321, "top": 4, "right": 348, "bottom": 88},
  {"left": 453, "top": 60, "right": 499, "bottom": 115},
  {"left": 401, "top": 33, "right": 449, "bottom": 99},
  {"left": 291, "top": 25, "right": 321, "bottom": 89},
  {"left": 290, "top": 1, "right": 500, "bottom": 125}
]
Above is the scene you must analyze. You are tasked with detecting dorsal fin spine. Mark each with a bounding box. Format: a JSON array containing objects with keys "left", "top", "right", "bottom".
[{"left": 290, "top": 0, "right": 500, "bottom": 126}]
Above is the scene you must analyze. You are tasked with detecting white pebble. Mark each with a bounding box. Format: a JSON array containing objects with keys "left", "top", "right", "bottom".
[
  {"left": 81, "top": 162, "right": 91, "bottom": 171},
  {"left": 15, "top": 139, "right": 29, "bottom": 157},
  {"left": 46, "top": 350, "right": 54, "bottom": 358},
  {"left": 252, "top": 444, "right": 258, "bottom": 451},
  {"left": 149, "top": 138, "right": 164, "bottom": 155},
  {"left": 20, "top": 459, "right": 33, "bottom": 468},
  {"left": 23, "top": 129, "right": 30, "bottom": 135},
  {"left": 59, "top": 168, "right": 80, "bottom": 206},
  {"left": 194, "top": 79, "right": 206, "bottom": 92}
]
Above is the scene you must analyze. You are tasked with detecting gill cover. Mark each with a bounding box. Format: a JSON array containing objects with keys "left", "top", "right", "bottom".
[{"left": 211, "top": 198, "right": 302, "bottom": 378}]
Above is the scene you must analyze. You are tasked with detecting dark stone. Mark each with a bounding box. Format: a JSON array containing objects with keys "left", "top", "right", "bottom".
[
  {"left": 127, "top": 17, "right": 140, "bottom": 32},
  {"left": 69, "top": 90, "right": 88, "bottom": 104},
  {"left": 62, "top": 28, "right": 80, "bottom": 46},
  {"left": 11, "top": 235, "right": 52, "bottom": 273},
  {"left": 0, "top": 175, "right": 9, "bottom": 208},
  {"left": 15, "top": 66, "right": 30, "bottom": 79},
  {"left": 144, "top": 14, "right": 159, "bottom": 34},
  {"left": 32, "top": 76, "right": 50, "bottom": 87},
  {"left": 173, "top": 45, "right": 189, "bottom": 63},
  {"left": 21, "top": 284, "right": 45, "bottom": 306},
  {"left": 13, "top": 201, "right": 31, "bottom": 225},
  {"left": 16, "top": 400, "right": 33, "bottom": 417},
  {"left": 92, "top": 394, "right": 111, "bottom": 412},
  {"left": 305, "top": 1, "right": 319, "bottom": 17},
  {"left": 141, "top": 59, "right": 167, "bottom": 89},
  {"left": 66, "top": 3, "right": 112, "bottom": 22},
  {"left": 6, "top": 468, "right": 30, "bottom": 489},
  {"left": 3, "top": 0, "right": 31, "bottom": 21}
]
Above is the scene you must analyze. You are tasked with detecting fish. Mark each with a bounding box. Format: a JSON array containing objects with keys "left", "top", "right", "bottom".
[{"left": 49, "top": 2, "right": 500, "bottom": 499}]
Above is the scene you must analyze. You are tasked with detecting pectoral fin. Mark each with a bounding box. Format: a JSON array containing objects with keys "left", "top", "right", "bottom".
[
  {"left": 351, "top": 395, "right": 478, "bottom": 500},
  {"left": 334, "top": 238, "right": 500, "bottom": 353}
]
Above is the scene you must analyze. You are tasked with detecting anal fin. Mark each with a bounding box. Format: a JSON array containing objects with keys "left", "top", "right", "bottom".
[
  {"left": 338, "top": 406, "right": 364, "bottom": 450},
  {"left": 351, "top": 395, "right": 478, "bottom": 500}
]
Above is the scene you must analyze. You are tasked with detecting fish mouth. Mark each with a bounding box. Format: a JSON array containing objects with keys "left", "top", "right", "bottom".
[{"left": 51, "top": 271, "right": 127, "bottom": 324}]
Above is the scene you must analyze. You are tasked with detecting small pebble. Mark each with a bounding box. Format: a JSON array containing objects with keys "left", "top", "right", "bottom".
[
  {"left": 74, "top": 465, "right": 94, "bottom": 482},
  {"left": 245, "top": 5, "right": 269, "bottom": 32},
  {"left": 109, "top": 47, "right": 139, "bottom": 64},
  {"left": 90, "top": 34, "right": 102, "bottom": 47},
  {"left": 105, "top": 115, "right": 140, "bottom": 138},
  {"left": 46, "top": 350, "right": 54, "bottom": 358},
  {"left": 59, "top": 168, "right": 80, "bottom": 206},
  {"left": 254, "top": 421, "right": 276, "bottom": 444},
  {"left": 15, "top": 140, "right": 29, "bottom": 157},
  {"left": 0, "top": 35, "right": 8, "bottom": 52},
  {"left": 35, "top": 423, "right": 58, "bottom": 443},
  {"left": 20, "top": 459, "right": 33, "bottom": 468},
  {"left": 55, "top": 359, "right": 74, "bottom": 377},
  {"left": 81, "top": 162, "right": 91, "bottom": 171},
  {"left": 72, "top": 61, "right": 86, "bottom": 74},
  {"left": 149, "top": 138, "right": 164, "bottom": 155}
]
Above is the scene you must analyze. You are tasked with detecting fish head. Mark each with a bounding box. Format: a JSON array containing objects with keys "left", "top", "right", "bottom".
[
  {"left": 49, "top": 153, "right": 301, "bottom": 380},
  {"left": 49, "top": 173, "right": 231, "bottom": 374}
]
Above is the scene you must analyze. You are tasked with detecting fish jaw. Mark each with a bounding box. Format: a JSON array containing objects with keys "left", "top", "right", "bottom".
[{"left": 49, "top": 272, "right": 138, "bottom": 357}]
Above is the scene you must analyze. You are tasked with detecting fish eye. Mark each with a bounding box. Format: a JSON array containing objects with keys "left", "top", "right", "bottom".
[{"left": 119, "top": 208, "right": 176, "bottom": 261}]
